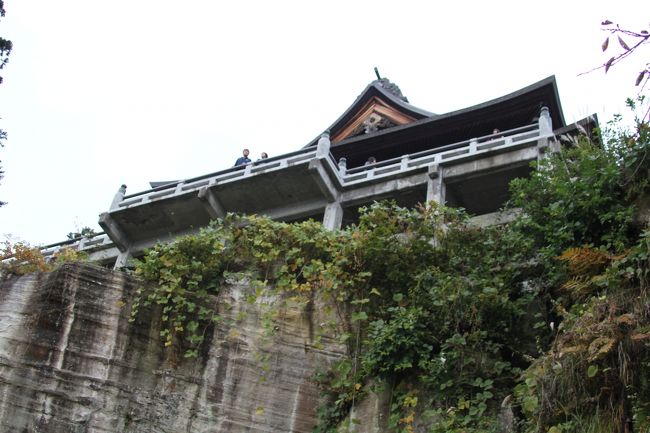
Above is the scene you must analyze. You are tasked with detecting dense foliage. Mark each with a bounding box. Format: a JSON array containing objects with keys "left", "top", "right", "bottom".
[{"left": 129, "top": 103, "right": 650, "bottom": 432}]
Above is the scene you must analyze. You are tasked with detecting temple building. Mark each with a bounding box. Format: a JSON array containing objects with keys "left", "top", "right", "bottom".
[{"left": 41, "top": 75, "right": 596, "bottom": 267}]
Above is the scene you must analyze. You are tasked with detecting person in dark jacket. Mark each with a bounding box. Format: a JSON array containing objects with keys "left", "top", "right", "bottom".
[{"left": 234, "top": 149, "right": 251, "bottom": 166}]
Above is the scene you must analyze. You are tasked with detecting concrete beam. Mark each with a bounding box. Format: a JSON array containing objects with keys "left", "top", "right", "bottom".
[
  {"left": 128, "top": 226, "right": 204, "bottom": 257},
  {"left": 198, "top": 187, "right": 226, "bottom": 220},
  {"left": 259, "top": 198, "right": 326, "bottom": 221},
  {"left": 468, "top": 209, "right": 521, "bottom": 227},
  {"left": 98, "top": 212, "right": 131, "bottom": 253},
  {"left": 308, "top": 158, "right": 339, "bottom": 203},
  {"left": 340, "top": 172, "right": 428, "bottom": 205},
  {"left": 442, "top": 146, "right": 539, "bottom": 180},
  {"left": 86, "top": 246, "right": 121, "bottom": 264}
]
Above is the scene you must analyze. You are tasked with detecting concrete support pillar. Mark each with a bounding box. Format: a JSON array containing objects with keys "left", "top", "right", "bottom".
[
  {"left": 426, "top": 164, "right": 445, "bottom": 204},
  {"left": 338, "top": 157, "right": 347, "bottom": 176},
  {"left": 110, "top": 184, "right": 127, "bottom": 210},
  {"left": 114, "top": 250, "right": 132, "bottom": 269},
  {"left": 316, "top": 131, "right": 331, "bottom": 158},
  {"left": 323, "top": 201, "right": 343, "bottom": 230}
]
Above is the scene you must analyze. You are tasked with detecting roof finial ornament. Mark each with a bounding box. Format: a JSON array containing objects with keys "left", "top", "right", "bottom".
[{"left": 373, "top": 70, "right": 409, "bottom": 103}]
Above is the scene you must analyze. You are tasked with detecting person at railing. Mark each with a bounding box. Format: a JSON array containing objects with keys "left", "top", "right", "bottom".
[
  {"left": 365, "top": 156, "right": 377, "bottom": 166},
  {"left": 234, "top": 149, "right": 252, "bottom": 166},
  {"left": 258, "top": 152, "right": 268, "bottom": 161}
]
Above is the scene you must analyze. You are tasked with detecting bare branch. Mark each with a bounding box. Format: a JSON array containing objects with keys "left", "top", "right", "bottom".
[{"left": 580, "top": 20, "right": 649, "bottom": 91}]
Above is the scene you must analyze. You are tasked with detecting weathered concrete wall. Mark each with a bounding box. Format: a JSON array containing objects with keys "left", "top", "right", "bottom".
[{"left": 0, "top": 263, "right": 344, "bottom": 432}]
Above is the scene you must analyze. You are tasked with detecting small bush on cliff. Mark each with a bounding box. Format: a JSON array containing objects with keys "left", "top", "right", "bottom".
[
  {"left": 0, "top": 241, "right": 51, "bottom": 275},
  {"left": 0, "top": 241, "right": 88, "bottom": 277}
]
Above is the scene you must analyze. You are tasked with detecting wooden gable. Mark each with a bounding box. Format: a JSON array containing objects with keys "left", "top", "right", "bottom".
[{"left": 331, "top": 96, "right": 418, "bottom": 143}]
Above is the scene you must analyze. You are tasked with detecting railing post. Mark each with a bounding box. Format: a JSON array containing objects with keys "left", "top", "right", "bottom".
[
  {"left": 400, "top": 155, "right": 409, "bottom": 171},
  {"left": 537, "top": 106, "right": 559, "bottom": 158},
  {"left": 110, "top": 184, "right": 127, "bottom": 210},
  {"left": 316, "top": 131, "right": 331, "bottom": 158},
  {"left": 538, "top": 106, "right": 553, "bottom": 136},
  {"left": 469, "top": 138, "right": 478, "bottom": 154},
  {"left": 338, "top": 157, "right": 347, "bottom": 176}
]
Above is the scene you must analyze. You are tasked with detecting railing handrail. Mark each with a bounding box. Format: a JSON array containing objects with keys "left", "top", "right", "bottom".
[
  {"left": 112, "top": 123, "right": 546, "bottom": 215},
  {"left": 123, "top": 147, "right": 319, "bottom": 200},
  {"left": 39, "top": 232, "right": 108, "bottom": 251},
  {"left": 345, "top": 124, "right": 539, "bottom": 175}
]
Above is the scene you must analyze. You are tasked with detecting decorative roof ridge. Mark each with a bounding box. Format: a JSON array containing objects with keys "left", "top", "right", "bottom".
[{"left": 374, "top": 77, "right": 408, "bottom": 102}]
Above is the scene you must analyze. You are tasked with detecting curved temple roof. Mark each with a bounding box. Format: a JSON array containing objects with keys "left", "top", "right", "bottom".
[
  {"left": 306, "top": 75, "right": 566, "bottom": 168},
  {"left": 304, "top": 77, "right": 435, "bottom": 147}
]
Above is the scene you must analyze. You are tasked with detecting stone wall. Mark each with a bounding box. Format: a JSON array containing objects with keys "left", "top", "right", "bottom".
[{"left": 0, "top": 263, "right": 344, "bottom": 432}]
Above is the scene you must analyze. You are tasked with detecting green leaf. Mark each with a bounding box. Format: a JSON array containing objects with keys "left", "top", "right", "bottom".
[
  {"left": 522, "top": 395, "right": 538, "bottom": 413},
  {"left": 351, "top": 298, "right": 370, "bottom": 305},
  {"left": 587, "top": 364, "right": 599, "bottom": 378},
  {"left": 351, "top": 311, "right": 368, "bottom": 322}
]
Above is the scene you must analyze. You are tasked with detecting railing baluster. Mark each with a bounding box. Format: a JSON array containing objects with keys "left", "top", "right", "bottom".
[{"left": 400, "top": 155, "right": 409, "bottom": 171}]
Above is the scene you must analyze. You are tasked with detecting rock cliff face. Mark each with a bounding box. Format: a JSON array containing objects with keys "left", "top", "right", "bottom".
[{"left": 0, "top": 263, "right": 345, "bottom": 432}]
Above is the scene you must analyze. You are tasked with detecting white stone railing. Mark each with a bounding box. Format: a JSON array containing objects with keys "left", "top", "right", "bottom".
[
  {"left": 39, "top": 232, "right": 114, "bottom": 258},
  {"left": 113, "top": 123, "right": 546, "bottom": 210},
  {"left": 341, "top": 123, "right": 544, "bottom": 185},
  {"left": 115, "top": 147, "right": 321, "bottom": 210}
]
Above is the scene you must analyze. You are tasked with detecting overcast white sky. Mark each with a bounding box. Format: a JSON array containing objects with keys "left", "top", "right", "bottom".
[{"left": 0, "top": 0, "right": 648, "bottom": 245}]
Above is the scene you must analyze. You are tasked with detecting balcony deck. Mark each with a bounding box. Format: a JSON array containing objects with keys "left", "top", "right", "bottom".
[{"left": 35, "top": 112, "right": 556, "bottom": 267}]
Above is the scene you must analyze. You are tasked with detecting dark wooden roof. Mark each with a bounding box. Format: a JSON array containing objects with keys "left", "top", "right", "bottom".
[{"left": 306, "top": 76, "right": 567, "bottom": 169}]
